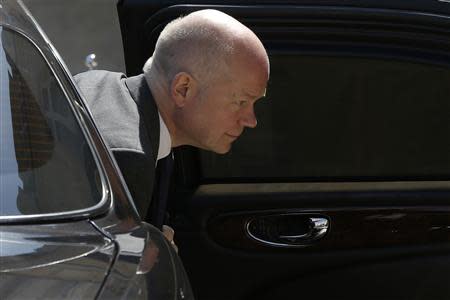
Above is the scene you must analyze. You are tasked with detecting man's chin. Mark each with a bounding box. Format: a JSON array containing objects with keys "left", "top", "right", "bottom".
[
  {"left": 212, "top": 145, "right": 231, "bottom": 154},
  {"left": 197, "top": 141, "right": 232, "bottom": 154},
  {"left": 210, "top": 143, "right": 232, "bottom": 154}
]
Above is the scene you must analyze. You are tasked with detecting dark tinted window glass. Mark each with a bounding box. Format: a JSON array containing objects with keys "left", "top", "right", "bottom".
[
  {"left": 0, "top": 27, "right": 102, "bottom": 216},
  {"left": 200, "top": 55, "right": 450, "bottom": 180}
]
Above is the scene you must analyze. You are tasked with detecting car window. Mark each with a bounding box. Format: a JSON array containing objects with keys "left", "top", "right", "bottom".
[
  {"left": 0, "top": 27, "right": 102, "bottom": 216},
  {"left": 200, "top": 54, "right": 450, "bottom": 181}
]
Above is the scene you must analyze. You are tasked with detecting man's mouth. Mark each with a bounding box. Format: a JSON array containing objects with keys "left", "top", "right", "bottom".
[{"left": 225, "top": 133, "right": 239, "bottom": 139}]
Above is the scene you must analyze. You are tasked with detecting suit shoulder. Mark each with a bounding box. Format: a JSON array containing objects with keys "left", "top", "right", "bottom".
[
  {"left": 74, "top": 71, "right": 144, "bottom": 151},
  {"left": 74, "top": 70, "right": 124, "bottom": 84}
]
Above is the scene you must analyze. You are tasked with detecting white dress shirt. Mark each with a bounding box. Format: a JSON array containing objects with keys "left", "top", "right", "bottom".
[{"left": 157, "top": 111, "right": 172, "bottom": 162}]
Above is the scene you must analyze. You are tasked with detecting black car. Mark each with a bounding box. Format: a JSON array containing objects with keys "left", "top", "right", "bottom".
[
  {"left": 0, "top": 1, "right": 192, "bottom": 299},
  {"left": 118, "top": 1, "right": 450, "bottom": 300}
]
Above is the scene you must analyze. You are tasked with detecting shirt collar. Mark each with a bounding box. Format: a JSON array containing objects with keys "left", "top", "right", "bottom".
[{"left": 157, "top": 111, "right": 172, "bottom": 160}]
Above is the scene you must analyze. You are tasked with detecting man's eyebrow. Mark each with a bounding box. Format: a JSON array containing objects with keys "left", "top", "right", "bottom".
[{"left": 243, "top": 89, "right": 266, "bottom": 99}]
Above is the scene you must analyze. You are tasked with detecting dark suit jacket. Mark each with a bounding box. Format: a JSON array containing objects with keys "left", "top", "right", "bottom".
[{"left": 75, "top": 71, "right": 159, "bottom": 218}]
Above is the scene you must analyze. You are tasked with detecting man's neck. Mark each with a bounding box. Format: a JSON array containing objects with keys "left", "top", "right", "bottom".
[{"left": 144, "top": 73, "right": 181, "bottom": 148}]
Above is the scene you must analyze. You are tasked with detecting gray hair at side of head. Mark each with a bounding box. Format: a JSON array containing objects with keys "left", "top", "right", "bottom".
[{"left": 143, "top": 13, "right": 235, "bottom": 91}]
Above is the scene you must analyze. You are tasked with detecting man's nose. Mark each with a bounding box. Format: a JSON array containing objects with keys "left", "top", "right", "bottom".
[{"left": 239, "top": 106, "right": 257, "bottom": 128}]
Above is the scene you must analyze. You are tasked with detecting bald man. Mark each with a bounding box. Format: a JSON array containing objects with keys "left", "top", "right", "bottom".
[{"left": 75, "top": 10, "right": 269, "bottom": 220}]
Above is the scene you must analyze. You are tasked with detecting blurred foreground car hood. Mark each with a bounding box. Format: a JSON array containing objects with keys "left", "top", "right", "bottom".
[{"left": 0, "top": 221, "right": 114, "bottom": 298}]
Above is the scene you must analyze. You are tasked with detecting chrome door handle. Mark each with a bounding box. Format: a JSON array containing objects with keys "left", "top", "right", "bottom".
[
  {"left": 279, "top": 218, "right": 328, "bottom": 242},
  {"left": 245, "top": 214, "right": 329, "bottom": 248}
]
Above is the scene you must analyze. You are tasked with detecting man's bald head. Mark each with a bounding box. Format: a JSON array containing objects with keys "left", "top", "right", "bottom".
[
  {"left": 144, "top": 9, "right": 269, "bottom": 153},
  {"left": 144, "top": 9, "right": 269, "bottom": 88}
]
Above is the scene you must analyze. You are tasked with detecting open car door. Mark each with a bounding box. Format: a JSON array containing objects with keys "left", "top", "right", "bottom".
[{"left": 118, "top": 1, "right": 450, "bottom": 299}]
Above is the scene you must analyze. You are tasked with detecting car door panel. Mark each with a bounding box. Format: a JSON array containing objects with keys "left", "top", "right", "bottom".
[{"left": 172, "top": 183, "right": 450, "bottom": 299}]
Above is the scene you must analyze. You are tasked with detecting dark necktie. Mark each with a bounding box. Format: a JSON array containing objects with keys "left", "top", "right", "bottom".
[{"left": 152, "top": 152, "right": 174, "bottom": 230}]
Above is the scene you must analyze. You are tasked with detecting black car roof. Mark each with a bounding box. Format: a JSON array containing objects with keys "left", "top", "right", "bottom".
[
  {"left": 119, "top": 0, "right": 450, "bottom": 16},
  {"left": 119, "top": 0, "right": 450, "bottom": 75}
]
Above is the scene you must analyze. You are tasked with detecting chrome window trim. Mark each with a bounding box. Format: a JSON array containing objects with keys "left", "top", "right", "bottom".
[{"left": 0, "top": 18, "right": 111, "bottom": 223}]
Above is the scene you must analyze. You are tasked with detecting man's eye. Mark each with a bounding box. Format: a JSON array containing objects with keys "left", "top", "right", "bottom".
[
  {"left": 231, "top": 100, "right": 248, "bottom": 110},
  {"left": 238, "top": 100, "right": 248, "bottom": 107}
]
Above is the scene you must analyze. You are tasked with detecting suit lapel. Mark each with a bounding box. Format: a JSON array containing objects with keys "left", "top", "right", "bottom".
[{"left": 124, "top": 74, "right": 160, "bottom": 163}]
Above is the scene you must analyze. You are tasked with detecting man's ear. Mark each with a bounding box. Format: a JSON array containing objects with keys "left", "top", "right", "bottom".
[{"left": 171, "top": 72, "right": 197, "bottom": 107}]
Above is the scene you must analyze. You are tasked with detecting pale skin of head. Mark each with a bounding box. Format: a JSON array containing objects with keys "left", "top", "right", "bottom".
[{"left": 147, "top": 10, "right": 270, "bottom": 154}]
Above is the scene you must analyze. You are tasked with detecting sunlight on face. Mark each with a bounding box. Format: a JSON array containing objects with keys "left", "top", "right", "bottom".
[{"left": 185, "top": 60, "right": 268, "bottom": 154}]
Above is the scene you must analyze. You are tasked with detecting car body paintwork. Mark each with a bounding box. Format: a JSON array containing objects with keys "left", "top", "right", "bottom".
[{"left": 0, "top": 1, "right": 193, "bottom": 299}]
